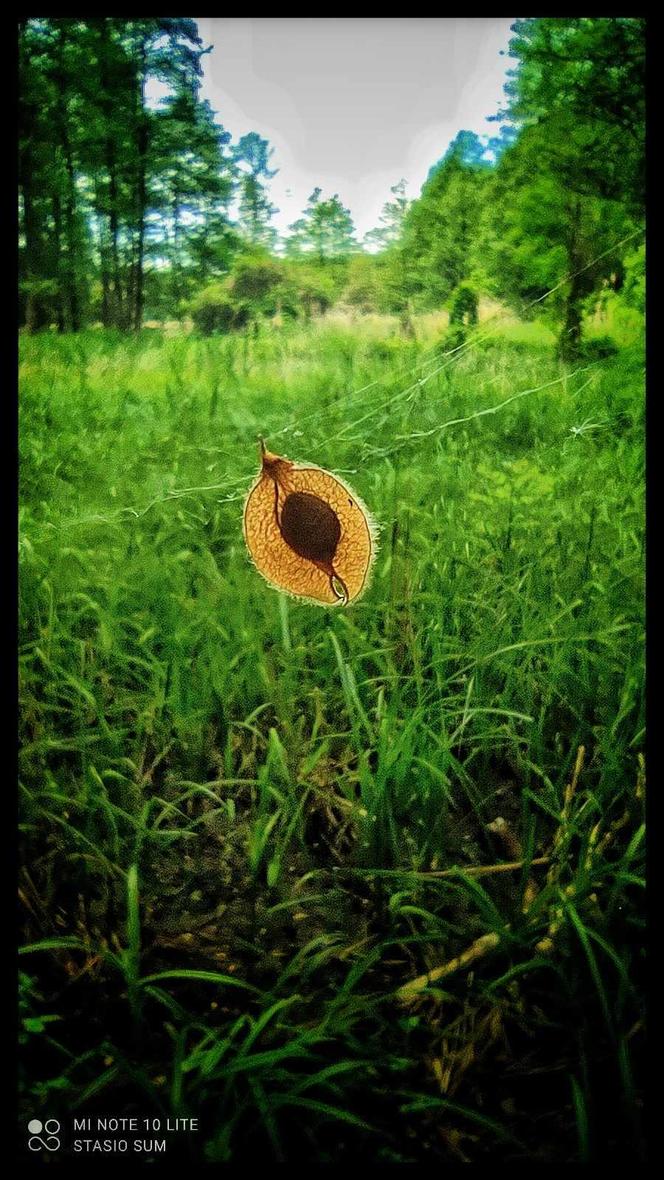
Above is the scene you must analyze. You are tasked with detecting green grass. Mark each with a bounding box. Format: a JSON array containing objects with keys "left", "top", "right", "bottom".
[{"left": 19, "top": 312, "right": 645, "bottom": 1162}]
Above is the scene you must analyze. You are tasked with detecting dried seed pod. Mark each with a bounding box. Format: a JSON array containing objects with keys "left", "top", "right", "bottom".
[{"left": 243, "top": 441, "right": 377, "bottom": 606}]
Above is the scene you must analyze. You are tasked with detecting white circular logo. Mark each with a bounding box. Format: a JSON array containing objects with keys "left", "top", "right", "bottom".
[{"left": 27, "top": 1118, "right": 61, "bottom": 1151}]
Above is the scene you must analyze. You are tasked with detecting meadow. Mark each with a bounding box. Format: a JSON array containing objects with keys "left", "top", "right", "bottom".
[{"left": 19, "top": 309, "right": 645, "bottom": 1162}]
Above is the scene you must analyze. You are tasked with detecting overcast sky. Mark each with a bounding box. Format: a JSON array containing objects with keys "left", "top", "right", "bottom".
[{"left": 194, "top": 17, "right": 517, "bottom": 242}]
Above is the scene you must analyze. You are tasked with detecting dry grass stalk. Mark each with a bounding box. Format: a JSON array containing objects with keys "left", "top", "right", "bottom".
[
  {"left": 396, "top": 931, "right": 501, "bottom": 1002},
  {"left": 486, "top": 816, "right": 541, "bottom": 912},
  {"left": 396, "top": 856, "right": 549, "bottom": 880},
  {"left": 537, "top": 745, "right": 585, "bottom": 954}
]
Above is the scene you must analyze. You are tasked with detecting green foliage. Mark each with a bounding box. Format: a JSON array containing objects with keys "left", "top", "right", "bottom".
[
  {"left": 17, "top": 14, "right": 646, "bottom": 1163},
  {"left": 340, "top": 255, "right": 384, "bottom": 313},
  {"left": 232, "top": 132, "right": 279, "bottom": 250},
  {"left": 18, "top": 278, "right": 61, "bottom": 330},
  {"left": 579, "top": 336, "right": 619, "bottom": 362},
  {"left": 449, "top": 282, "right": 479, "bottom": 327},
  {"left": 19, "top": 17, "right": 645, "bottom": 341},
  {"left": 399, "top": 132, "right": 492, "bottom": 307},
  {"left": 281, "top": 261, "right": 338, "bottom": 318},
  {"left": 19, "top": 318, "right": 644, "bottom": 1161},
  {"left": 480, "top": 121, "right": 636, "bottom": 359},
  {"left": 622, "top": 244, "right": 645, "bottom": 314},
  {"left": 487, "top": 16, "right": 645, "bottom": 358},
  {"left": 286, "top": 188, "right": 357, "bottom": 262},
  {"left": 190, "top": 255, "right": 344, "bottom": 331},
  {"left": 388, "top": 19, "right": 645, "bottom": 350},
  {"left": 229, "top": 254, "right": 286, "bottom": 315},
  {"left": 439, "top": 323, "right": 467, "bottom": 354},
  {"left": 364, "top": 180, "right": 410, "bottom": 252},
  {"left": 19, "top": 18, "right": 244, "bottom": 332},
  {"left": 189, "top": 282, "right": 248, "bottom": 335},
  {"left": 502, "top": 17, "right": 645, "bottom": 209}
]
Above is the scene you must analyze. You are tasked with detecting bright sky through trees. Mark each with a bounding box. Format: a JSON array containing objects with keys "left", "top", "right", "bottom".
[{"left": 192, "top": 17, "right": 517, "bottom": 241}]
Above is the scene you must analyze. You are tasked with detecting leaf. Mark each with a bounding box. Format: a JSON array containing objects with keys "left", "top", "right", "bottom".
[{"left": 243, "top": 442, "right": 377, "bottom": 606}]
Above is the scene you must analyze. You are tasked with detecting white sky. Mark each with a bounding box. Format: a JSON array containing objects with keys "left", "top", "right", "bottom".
[{"left": 193, "top": 17, "right": 517, "bottom": 242}]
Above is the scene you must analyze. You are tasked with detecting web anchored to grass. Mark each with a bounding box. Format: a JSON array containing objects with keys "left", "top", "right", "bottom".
[
  {"left": 26, "top": 325, "right": 639, "bottom": 538},
  {"left": 19, "top": 225, "right": 643, "bottom": 539},
  {"left": 28, "top": 360, "right": 604, "bottom": 538}
]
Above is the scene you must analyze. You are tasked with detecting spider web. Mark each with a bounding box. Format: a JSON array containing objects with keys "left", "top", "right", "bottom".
[{"left": 26, "top": 226, "right": 643, "bottom": 534}]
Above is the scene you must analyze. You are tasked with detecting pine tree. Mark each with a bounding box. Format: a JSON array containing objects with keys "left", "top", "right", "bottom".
[
  {"left": 286, "top": 189, "right": 357, "bottom": 263},
  {"left": 232, "top": 132, "right": 279, "bottom": 250},
  {"left": 363, "top": 180, "right": 410, "bottom": 252}
]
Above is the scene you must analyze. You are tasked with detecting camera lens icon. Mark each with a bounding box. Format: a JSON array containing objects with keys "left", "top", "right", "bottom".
[{"left": 27, "top": 1118, "right": 61, "bottom": 1151}]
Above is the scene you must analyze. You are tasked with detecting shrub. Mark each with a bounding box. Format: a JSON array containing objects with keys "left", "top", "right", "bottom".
[
  {"left": 190, "top": 283, "right": 245, "bottom": 335},
  {"left": 229, "top": 255, "right": 286, "bottom": 316},
  {"left": 439, "top": 323, "right": 467, "bottom": 354},
  {"left": 341, "top": 256, "right": 382, "bottom": 313},
  {"left": 622, "top": 243, "right": 645, "bottom": 314},
  {"left": 297, "top": 279, "right": 333, "bottom": 318},
  {"left": 449, "top": 282, "right": 479, "bottom": 327},
  {"left": 19, "top": 278, "right": 61, "bottom": 330},
  {"left": 581, "top": 335, "right": 619, "bottom": 361}
]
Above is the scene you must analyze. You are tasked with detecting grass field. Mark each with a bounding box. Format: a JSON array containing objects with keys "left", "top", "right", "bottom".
[{"left": 19, "top": 311, "right": 645, "bottom": 1162}]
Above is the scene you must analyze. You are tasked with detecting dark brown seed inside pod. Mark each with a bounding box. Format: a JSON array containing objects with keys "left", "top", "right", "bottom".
[{"left": 280, "top": 491, "right": 341, "bottom": 564}]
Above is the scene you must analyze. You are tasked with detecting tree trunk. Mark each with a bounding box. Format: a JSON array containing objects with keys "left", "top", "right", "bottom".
[
  {"left": 133, "top": 39, "right": 148, "bottom": 331},
  {"left": 559, "top": 277, "right": 584, "bottom": 361},
  {"left": 51, "top": 190, "right": 67, "bottom": 331},
  {"left": 99, "top": 21, "right": 124, "bottom": 328},
  {"left": 559, "top": 198, "right": 585, "bottom": 362},
  {"left": 107, "top": 150, "right": 124, "bottom": 327},
  {"left": 19, "top": 124, "right": 52, "bottom": 332},
  {"left": 95, "top": 179, "right": 111, "bottom": 326},
  {"left": 172, "top": 189, "right": 184, "bottom": 310},
  {"left": 21, "top": 167, "right": 46, "bottom": 332},
  {"left": 56, "top": 25, "right": 82, "bottom": 331}
]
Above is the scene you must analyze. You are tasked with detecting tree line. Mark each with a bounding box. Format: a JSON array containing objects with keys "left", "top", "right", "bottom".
[{"left": 19, "top": 17, "right": 645, "bottom": 356}]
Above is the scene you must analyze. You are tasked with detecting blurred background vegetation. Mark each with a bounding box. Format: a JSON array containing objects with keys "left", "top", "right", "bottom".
[
  {"left": 19, "top": 17, "right": 645, "bottom": 1166},
  {"left": 19, "top": 18, "right": 644, "bottom": 356}
]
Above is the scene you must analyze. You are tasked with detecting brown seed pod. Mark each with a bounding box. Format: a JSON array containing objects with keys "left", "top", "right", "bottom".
[{"left": 243, "top": 441, "right": 378, "bottom": 606}]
